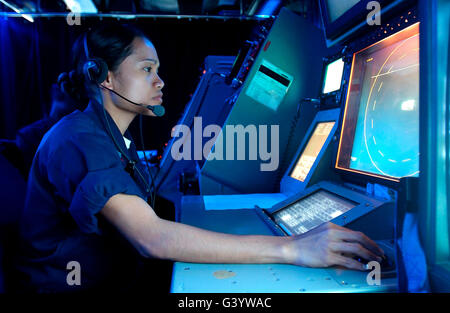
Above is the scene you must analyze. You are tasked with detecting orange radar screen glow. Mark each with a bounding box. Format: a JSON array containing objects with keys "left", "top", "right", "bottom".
[{"left": 336, "top": 22, "right": 420, "bottom": 181}]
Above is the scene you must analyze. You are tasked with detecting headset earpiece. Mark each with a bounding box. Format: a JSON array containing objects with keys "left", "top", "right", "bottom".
[
  {"left": 83, "top": 58, "right": 108, "bottom": 84},
  {"left": 82, "top": 32, "right": 109, "bottom": 84}
]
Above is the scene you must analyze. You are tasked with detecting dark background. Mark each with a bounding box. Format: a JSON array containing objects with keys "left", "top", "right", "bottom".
[{"left": 0, "top": 16, "right": 260, "bottom": 150}]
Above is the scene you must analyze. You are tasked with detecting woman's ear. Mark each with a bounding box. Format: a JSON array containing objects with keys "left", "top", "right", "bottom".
[{"left": 101, "top": 70, "right": 114, "bottom": 90}]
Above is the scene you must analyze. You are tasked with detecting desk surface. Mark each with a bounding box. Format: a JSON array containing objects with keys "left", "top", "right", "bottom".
[{"left": 171, "top": 195, "right": 397, "bottom": 293}]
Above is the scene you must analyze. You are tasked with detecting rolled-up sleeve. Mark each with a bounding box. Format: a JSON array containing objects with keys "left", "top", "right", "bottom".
[{"left": 46, "top": 131, "right": 146, "bottom": 234}]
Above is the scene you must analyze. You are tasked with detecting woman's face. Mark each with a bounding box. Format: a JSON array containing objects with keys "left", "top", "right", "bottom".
[{"left": 106, "top": 36, "right": 164, "bottom": 117}]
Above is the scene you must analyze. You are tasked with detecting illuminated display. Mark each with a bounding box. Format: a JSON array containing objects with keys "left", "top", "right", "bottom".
[
  {"left": 336, "top": 23, "right": 420, "bottom": 181},
  {"left": 245, "top": 59, "right": 293, "bottom": 111},
  {"left": 273, "top": 190, "right": 357, "bottom": 235},
  {"left": 290, "top": 122, "right": 336, "bottom": 182},
  {"left": 322, "top": 57, "right": 345, "bottom": 94}
]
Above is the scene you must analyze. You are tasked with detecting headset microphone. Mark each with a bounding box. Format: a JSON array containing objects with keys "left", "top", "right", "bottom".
[
  {"left": 100, "top": 85, "right": 165, "bottom": 117},
  {"left": 147, "top": 104, "right": 165, "bottom": 117}
]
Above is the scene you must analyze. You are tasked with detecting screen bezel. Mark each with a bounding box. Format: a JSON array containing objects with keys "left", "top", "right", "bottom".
[{"left": 334, "top": 22, "right": 420, "bottom": 183}]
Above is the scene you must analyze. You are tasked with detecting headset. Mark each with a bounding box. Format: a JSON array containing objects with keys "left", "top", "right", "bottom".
[{"left": 82, "top": 31, "right": 161, "bottom": 208}]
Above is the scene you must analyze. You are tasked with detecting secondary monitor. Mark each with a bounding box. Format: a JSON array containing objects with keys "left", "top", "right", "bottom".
[
  {"left": 336, "top": 22, "right": 420, "bottom": 181},
  {"left": 322, "top": 57, "right": 345, "bottom": 95},
  {"left": 272, "top": 189, "right": 357, "bottom": 235},
  {"left": 257, "top": 181, "right": 395, "bottom": 240},
  {"left": 290, "top": 122, "right": 336, "bottom": 182},
  {"left": 280, "top": 108, "right": 340, "bottom": 195}
]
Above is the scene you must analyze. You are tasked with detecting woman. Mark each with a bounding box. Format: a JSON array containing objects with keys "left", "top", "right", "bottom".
[{"left": 15, "top": 23, "right": 384, "bottom": 293}]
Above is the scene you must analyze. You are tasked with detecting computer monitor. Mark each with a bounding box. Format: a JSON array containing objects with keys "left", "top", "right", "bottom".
[
  {"left": 322, "top": 57, "right": 345, "bottom": 95},
  {"left": 319, "top": 0, "right": 401, "bottom": 47},
  {"left": 336, "top": 22, "right": 420, "bottom": 182},
  {"left": 319, "top": 0, "right": 364, "bottom": 41},
  {"left": 272, "top": 189, "right": 358, "bottom": 235},
  {"left": 290, "top": 122, "right": 336, "bottom": 182},
  {"left": 257, "top": 181, "right": 395, "bottom": 240},
  {"left": 280, "top": 108, "right": 340, "bottom": 194},
  {"left": 326, "top": 0, "right": 361, "bottom": 23}
]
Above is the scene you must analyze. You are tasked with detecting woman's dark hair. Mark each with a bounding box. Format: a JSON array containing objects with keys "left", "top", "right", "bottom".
[
  {"left": 49, "top": 83, "right": 78, "bottom": 119},
  {"left": 58, "top": 23, "right": 147, "bottom": 104}
]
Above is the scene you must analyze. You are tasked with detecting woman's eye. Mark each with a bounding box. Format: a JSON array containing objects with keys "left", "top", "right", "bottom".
[{"left": 144, "top": 67, "right": 152, "bottom": 72}]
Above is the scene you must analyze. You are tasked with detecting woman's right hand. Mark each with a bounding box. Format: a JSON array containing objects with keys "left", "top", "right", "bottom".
[{"left": 282, "top": 222, "right": 385, "bottom": 271}]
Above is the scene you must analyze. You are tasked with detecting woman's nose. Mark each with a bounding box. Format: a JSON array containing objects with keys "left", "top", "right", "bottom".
[{"left": 155, "top": 74, "right": 164, "bottom": 89}]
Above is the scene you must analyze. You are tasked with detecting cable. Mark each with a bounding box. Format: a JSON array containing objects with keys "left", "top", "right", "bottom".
[
  {"left": 139, "top": 114, "right": 157, "bottom": 209},
  {"left": 101, "top": 105, "right": 153, "bottom": 197},
  {"left": 97, "top": 84, "right": 159, "bottom": 207}
]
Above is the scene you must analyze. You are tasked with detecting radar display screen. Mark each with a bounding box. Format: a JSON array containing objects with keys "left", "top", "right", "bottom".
[{"left": 336, "top": 23, "right": 420, "bottom": 181}]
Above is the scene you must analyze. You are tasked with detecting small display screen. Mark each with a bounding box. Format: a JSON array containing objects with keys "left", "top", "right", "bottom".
[
  {"left": 326, "top": 0, "right": 361, "bottom": 22},
  {"left": 336, "top": 23, "right": 420, "bottom": 180},
  {"left": 290, "top": 122, "right": 335, "bottom": 182},
  {"left": 322, "top": 58, "right": 345, "bottom": 94},
  {"left": 245, "top": 59, "right": 294, "bottom": 111},
  {"left": 272, "top": 190, "right": 357, "bottom": 235}
]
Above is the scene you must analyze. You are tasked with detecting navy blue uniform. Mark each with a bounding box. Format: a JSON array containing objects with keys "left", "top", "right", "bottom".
[{"left": 14, "top": 100, "right": 153, "bottom": 293}]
